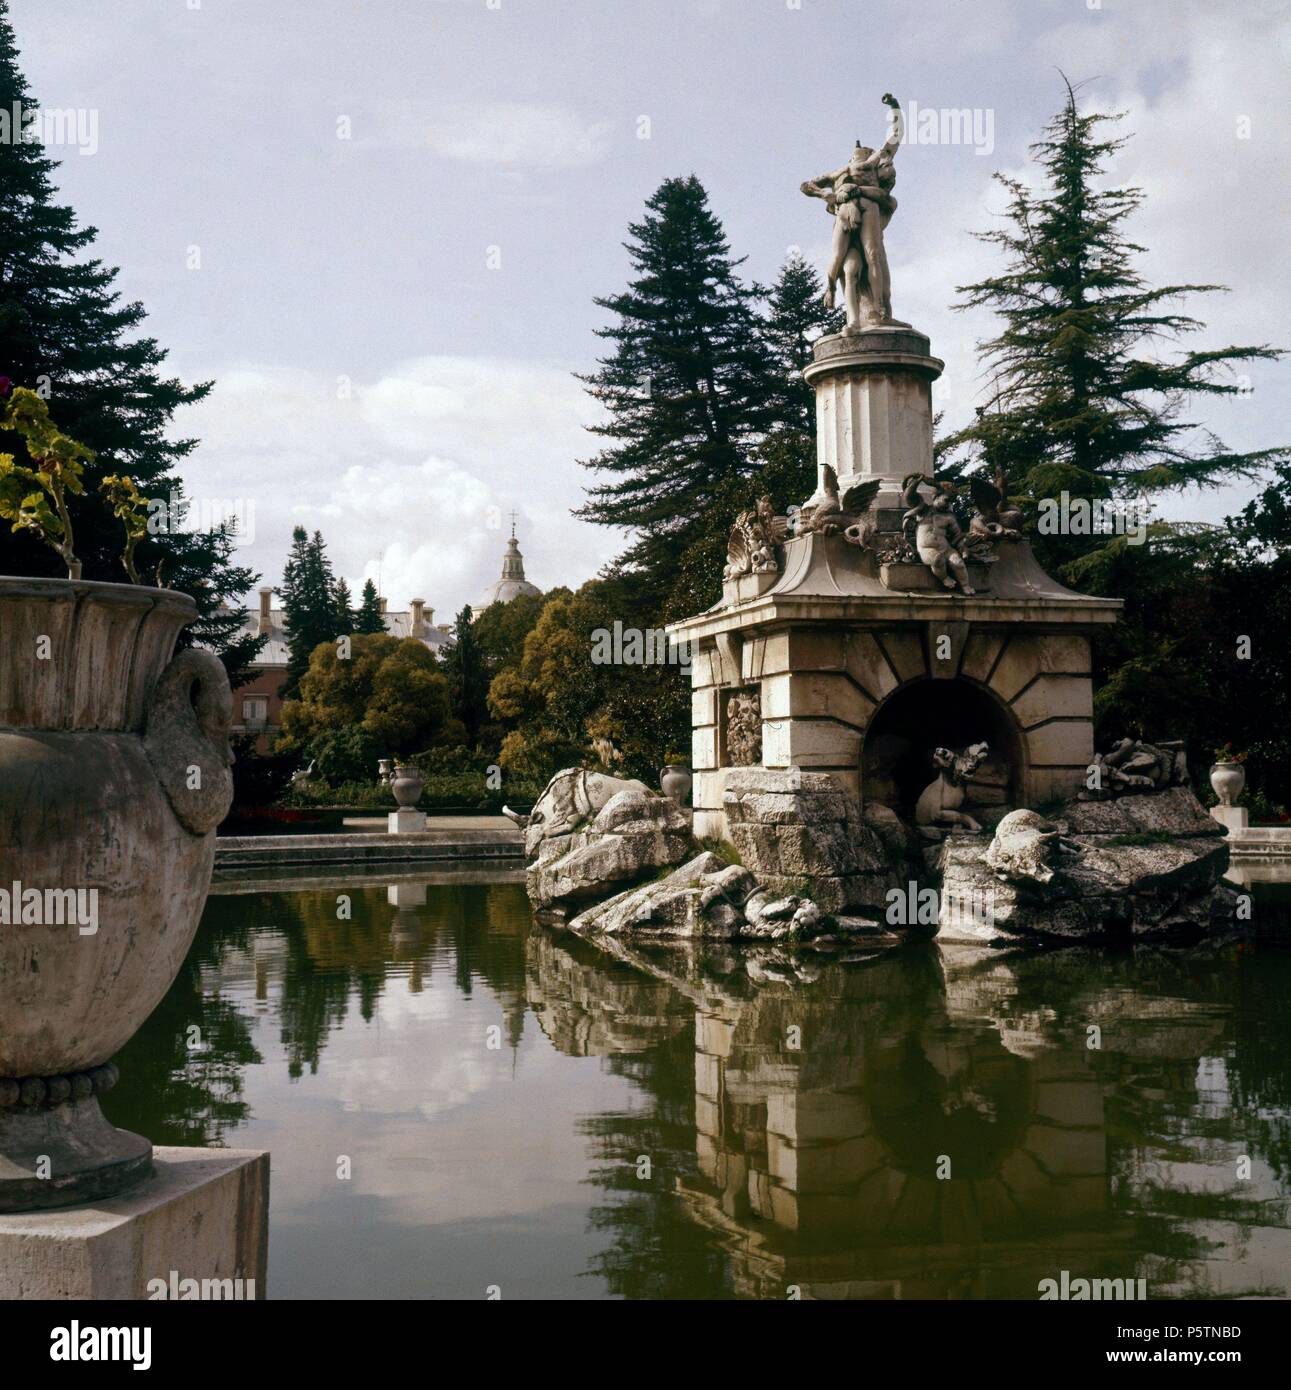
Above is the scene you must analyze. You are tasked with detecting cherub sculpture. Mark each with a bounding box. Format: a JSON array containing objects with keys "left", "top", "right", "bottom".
[
  {"left": 725, "top": 495, "right": 790, "bottom": 579},
  {"left": 801, "top": 467, "right": 882, "bottom": 546},
  {"left": 900, "top": 473, "right": 976, "bottom": 594}
]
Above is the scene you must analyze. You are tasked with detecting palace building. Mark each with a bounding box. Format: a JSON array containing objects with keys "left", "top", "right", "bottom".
[
  {"left": 477, "top": 525, "right": 542, "bottom": 610},
  {"left": 230, "top": 589, "right": 451, "bottom": 752}
]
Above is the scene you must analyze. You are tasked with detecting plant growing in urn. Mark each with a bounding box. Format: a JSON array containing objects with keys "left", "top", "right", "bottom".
[{"left": 0, "top": 392, "right": 235, "bottom": 1211}]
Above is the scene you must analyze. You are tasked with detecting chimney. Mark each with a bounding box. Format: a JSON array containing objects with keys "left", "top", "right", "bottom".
[
  {"left": 410, "top": 598, "right": 426, "bottom": 637},
  {"left": 257, "top": 587, "right": 273, "bottom": 636},
  {"left": 425, "top": 607, "right": 434, "bottom": 629},
  {"left": 378, "top": 596, "right": 388, "bottom": 615}
]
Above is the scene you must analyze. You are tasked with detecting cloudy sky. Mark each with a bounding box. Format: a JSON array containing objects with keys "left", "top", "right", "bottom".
[{"left": 10, "top": 0, "right": 1289, "bottom": 614}]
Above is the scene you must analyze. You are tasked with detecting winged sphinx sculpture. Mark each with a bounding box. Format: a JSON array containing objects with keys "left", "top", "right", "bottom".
[
  {"left": 967, "top": 466, "right": 1024, "bottom": 547},
  {"left": 724, "top": 495, "right": 791, "bottom": 579}
]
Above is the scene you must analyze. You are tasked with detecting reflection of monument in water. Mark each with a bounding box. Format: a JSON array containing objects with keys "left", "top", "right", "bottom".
[
  {"left": 681, "top": 953, "right": 1133, "bottom": 1299},
  {"left": 527, "top": 934, "right": 1142, "bottom": 1299},
  {"left": 524, "top": 931, "right": 694, "bottom": 1058}
]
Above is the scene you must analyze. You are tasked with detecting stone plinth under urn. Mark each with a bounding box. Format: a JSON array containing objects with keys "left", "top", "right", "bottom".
[
  {"left": 388, "top": 762, "right": 426, "bottom": 833},
  {"left": 0, "top": 577, "right": 235, "bottom": 1212}
]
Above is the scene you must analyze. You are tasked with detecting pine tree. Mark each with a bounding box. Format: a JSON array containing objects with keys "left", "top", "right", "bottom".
[
  {"left": 666, "top": 428, "right": 816, "bottom": 622},
  {"left": 950, "top": 79, "right": 1285, "bottom": 570},
  {"left": 576, "top": 176, "right": 777, "bottom": 600},
  {"left": 333, "top": 577, "right": 353, "bottom": 634},
  {"left": 441, "top": 605, "right": 488, "bottom": 747},
  {"left": 762, "top": 252, "right": 844, "bottom": 432},
  {"left": 353, "top": 579, "right": 386, "bottom": 634},
  {"left": 0, "top": 3, "right": 261, "bottom": 675},
  {"left": 281, "top": 528, "right": 339, "bottom": 696}
]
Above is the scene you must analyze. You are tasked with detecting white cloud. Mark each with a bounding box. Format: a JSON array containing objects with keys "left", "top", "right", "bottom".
[
  {"left": 373, "top": 101, "right": 613, "bottom": 169},
  {"left": 178, "top": 355, "right": 624, "bottom": 615}
]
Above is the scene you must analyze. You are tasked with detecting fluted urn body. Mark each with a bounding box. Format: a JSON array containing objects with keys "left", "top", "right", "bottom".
[{"left": 0, "top": 577, "right": 234, "bottom": 1211}]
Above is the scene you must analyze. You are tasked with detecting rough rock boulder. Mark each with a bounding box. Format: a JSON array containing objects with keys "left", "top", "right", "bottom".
[
  {"left": 722, "top": 767, "right": 905, "bottom": 913},
  {"left": 526, "top": 786, "right": 698, "bottom": 909},
  {"left": 939, "top": 786, "right": 1236, "bottom": 944},
  {"left": 567, "top": 851, "right": 843, "bottom": 941}
]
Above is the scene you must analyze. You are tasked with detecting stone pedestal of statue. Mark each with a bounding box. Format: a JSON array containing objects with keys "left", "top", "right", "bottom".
[
  {"left": 388, "top": 807, "right": 427, "bottom": 834},
  {"left": 802, "top": 327, "right": 945, "bottom": 519}
]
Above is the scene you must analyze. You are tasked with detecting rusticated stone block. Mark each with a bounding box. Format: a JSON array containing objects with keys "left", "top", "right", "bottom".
[
  {"left": 1023, "top": 719, "right": 1094, "bottom": 766},
  {"left": 740, "top": 790, "right": 849, "bottom": 825},
  {"left": 960, "top": 630, "right": 1007, "bottom": 684},
  {"left": 727, "top": 821, "right": 778, "bottom": 868},
  {"left": 692, "top": 724, "right": 718, "bottom": 771},
  {"left": 774, "top": 823, "right": 860, "bottom": 876},
  {"left": 1012, "top": 675, "right": 1094, "bottom": 727},
  {"left": 760, "top": 670, "right": 874, "bottom": 726}
]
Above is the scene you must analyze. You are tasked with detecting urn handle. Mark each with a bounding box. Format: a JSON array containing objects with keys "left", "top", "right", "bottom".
[{"left": 143, "top": 647, "right": 235, "bottom": 835}]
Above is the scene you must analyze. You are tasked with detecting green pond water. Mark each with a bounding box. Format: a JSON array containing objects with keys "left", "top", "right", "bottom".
[{"left": 103, "top": 868, "right": 1291, "bottom": 1300}]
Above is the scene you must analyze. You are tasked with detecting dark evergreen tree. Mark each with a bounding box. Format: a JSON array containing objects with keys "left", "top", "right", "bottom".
[
  {"left": 441, "top": 605, "right": 489, "bottom": 747},
  {"left": 0, "top": 3, "right": 261, "bottom": 674},
  {"left": 762, "top": 252, "right": 843, "bottom": 432},
  {"left": 353, "top": 578, "right": 386, "bottom": 634},
  {"left": 576, "top": 176, "right": 777, "bottom": 602},
  {"left": 1070, "top": 467, "right": 1291, "bottom": 806},
  {"left": 280, "top": 528, "right": 339, "bottom": 697},
  {"left": 332, "top": 577, "right": 353, "bottom": 634},
  {"left": 666, "top": 429, "right": 816, "bottom": 621},
  {"left": 948, "top": 79, "right": 1285, "bottom": 572}
]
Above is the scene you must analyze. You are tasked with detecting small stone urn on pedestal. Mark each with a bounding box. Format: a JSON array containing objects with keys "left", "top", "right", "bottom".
[
  {"left": 388, "top": 762, "right": 426, "bottom": 834},
  {"left": 1209, "top": 757, "right": 1248, "bottom": 834},
  {"left": 660, "top": 759, "right": 693, "bottom": 808},
  {"left": 377, "top": 758, "right": 392, "bottom": 785},
  {"left": 0, "top": 577, "right": 234, "bottom": 1212}
]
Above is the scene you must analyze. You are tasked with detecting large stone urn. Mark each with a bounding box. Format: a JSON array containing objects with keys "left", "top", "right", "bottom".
[
  {"left": 1209, "top": 761, "right": 1245, "bottom": 808},
  {"left": 391, "top": 763, "right": 423, "bottom": 808},
  {"left": 0, "top": 577, "right": 234, "bottom": 1211}
]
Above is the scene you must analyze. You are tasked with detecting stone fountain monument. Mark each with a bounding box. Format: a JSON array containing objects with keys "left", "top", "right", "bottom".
[
  {"left": 513, "top": 99, "right": 1235, "bottom": 945},
  {"left": 670, "top": 96, "right": 1121, "bottom": 864}
]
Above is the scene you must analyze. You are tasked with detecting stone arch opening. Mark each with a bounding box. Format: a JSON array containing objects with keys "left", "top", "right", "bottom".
[{"left": 861, "top": 677, "right": 1024, "bottom": 818}]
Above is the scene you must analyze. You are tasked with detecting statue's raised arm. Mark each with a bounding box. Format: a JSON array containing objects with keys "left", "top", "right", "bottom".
[{"left": 877, "top": 93, "right": 903, "bottom": 163}]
